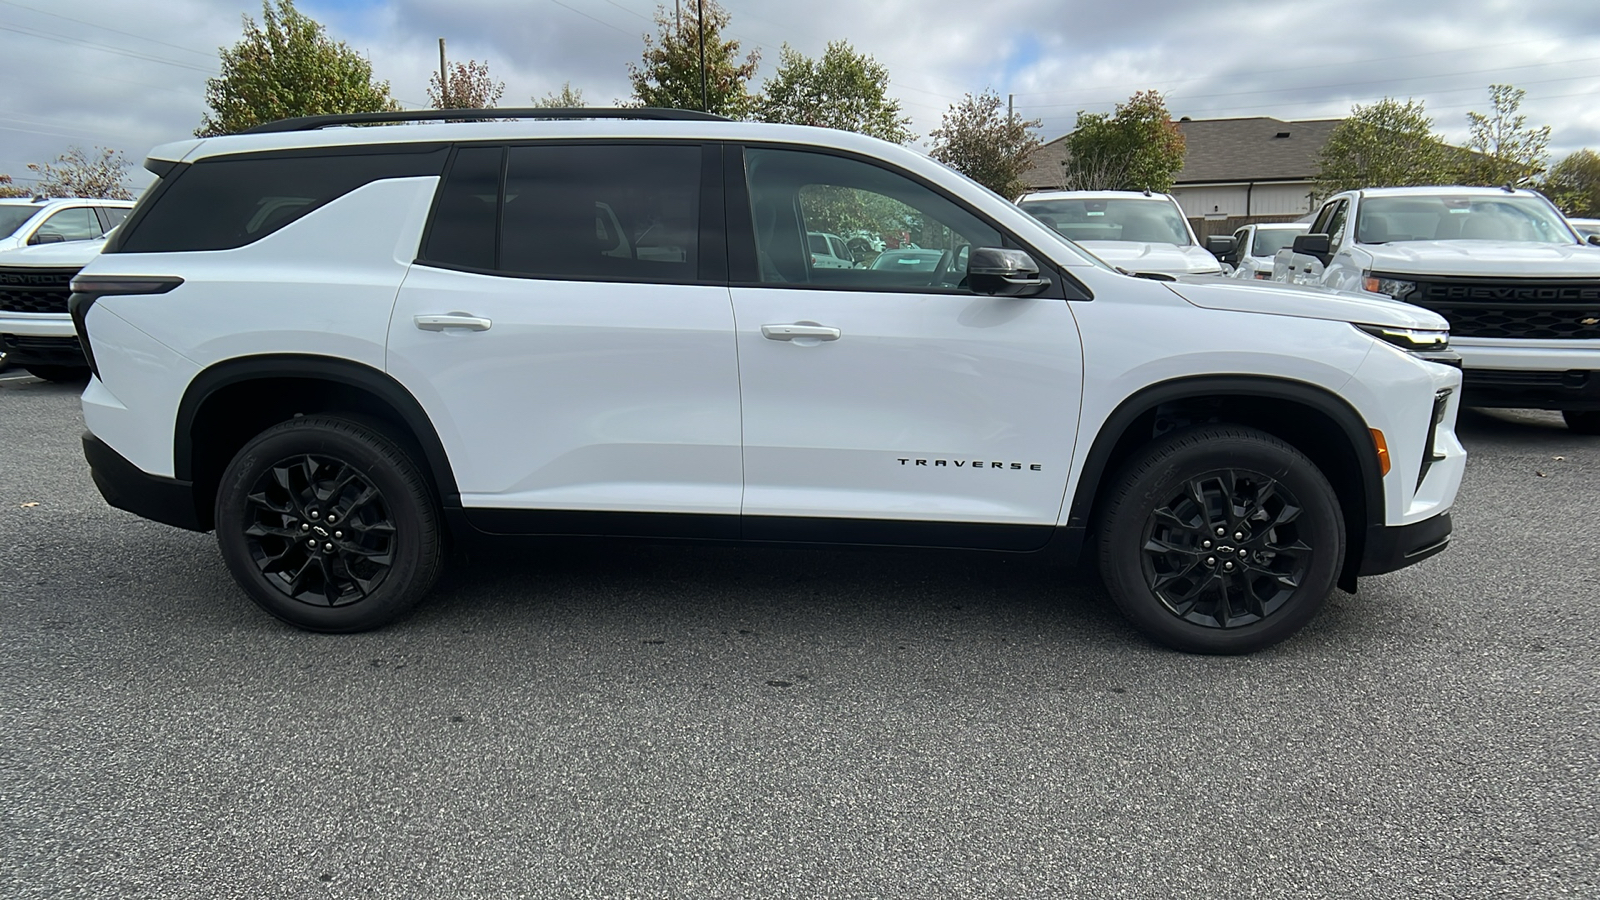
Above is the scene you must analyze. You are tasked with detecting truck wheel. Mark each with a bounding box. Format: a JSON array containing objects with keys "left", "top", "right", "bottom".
[
  {"left": 24, "top": 365, "right": 90, "bottom": 383},
  {"left": 1097, "top": 426, "right": 1345, "bottom": 654},
  {"left": 1562, "top": 410, "right": 1600, "bottom": 435},
  {"left": 214, "top": 415, "right": 442, "bottom": 632}
]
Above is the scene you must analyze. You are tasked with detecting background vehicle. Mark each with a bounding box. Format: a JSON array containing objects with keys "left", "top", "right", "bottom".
[
  {"left": 1272, "top": 186, "right": 1600, "bottom": 433},
  {"left": 0, "top": 235, "right": 105, "bottom": 381},
  {"left": 1566, "top": 217, "right": 1600, "bottom": 242},
  {"left": 806, "top": 231, "right": 855, "bottom": 268},
  {"left": 1016, "top": 190, "right": 1224, "bottom": 277},
  {"left": 0, "top": 197, "right": 133, "bottom": 253},
  {"left": 74, "top": 108, "right": 1463, "bottom": 653},
  {"left": 1221, "top": 222, "right": 1310, "bottom": 280}
]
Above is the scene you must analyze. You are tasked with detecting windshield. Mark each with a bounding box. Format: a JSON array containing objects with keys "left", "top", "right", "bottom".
[
  {"left": 1252, "top": 227, "right": 1307, "bottom": 257},
  {"left": 0, "top": 206, "right": 38, "bottom": 239},
  {"left": 1355, "top": 195, "right": 1577, "bottom": 244},
  {"left": 1020, "top": 198, "right": 1192, "bottom": 246}
]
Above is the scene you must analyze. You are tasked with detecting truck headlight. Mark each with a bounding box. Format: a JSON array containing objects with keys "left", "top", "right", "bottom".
[{"left": 1362, "top": 273, "right": 1418, "bottom": 300}]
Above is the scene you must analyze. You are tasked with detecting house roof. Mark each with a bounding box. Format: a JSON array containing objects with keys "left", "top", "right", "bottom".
[{"left": 1023, "top": 116, "right": 1343, "bottom": 190}]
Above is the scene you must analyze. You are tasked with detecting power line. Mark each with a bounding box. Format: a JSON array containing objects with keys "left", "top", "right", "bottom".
[
  {"left": 0, "top": 0, "right": 218, "bottom": 60},
  {"left": 0, "top": 21, "right": 217, "bottom": 74}
]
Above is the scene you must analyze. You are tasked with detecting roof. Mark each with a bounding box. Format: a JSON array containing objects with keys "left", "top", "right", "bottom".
[
  {"left": 0, "top": 197, "right": 134, "bottom": 207},
  {"left": 1017, "top": 190, "right": 1176, "bottom": 201},
  {"left": 1350, "top": 185, "right": 1538, "bottom": 198},
  {"left": 1023, "top": 116, "right": 1342, "bottom": 190}
]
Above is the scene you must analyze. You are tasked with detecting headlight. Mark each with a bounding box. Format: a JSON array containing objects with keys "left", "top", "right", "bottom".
[
  {"left": 1362, "top": 272, "right": 1418, "bottom": 300},
  {"left": 1355, "top": 323, "right": 1450, "bottom": 351}
]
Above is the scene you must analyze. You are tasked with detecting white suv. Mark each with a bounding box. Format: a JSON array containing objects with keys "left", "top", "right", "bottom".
[
  {"left": 73, "top": 109, "right": 1465, "bottom": 653},
  {"left": 1015, "top": 190, "right": 1224, "bottom": 277}
]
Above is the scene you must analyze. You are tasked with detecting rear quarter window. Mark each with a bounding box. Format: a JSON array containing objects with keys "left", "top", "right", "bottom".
[{"left": 114, "top": 146, "right": 447, "bottom": 253}]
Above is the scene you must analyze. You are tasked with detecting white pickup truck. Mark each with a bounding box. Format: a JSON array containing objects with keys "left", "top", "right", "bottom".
[
  {"left": 0, "top": 236, "right": 106, "bottom": 381},
  {"left": 1273, "top": 186, "right": 1600, "bottom": 433}
]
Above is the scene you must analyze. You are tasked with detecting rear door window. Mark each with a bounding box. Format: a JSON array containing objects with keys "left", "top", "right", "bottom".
[
  {"left": 32, "top": 207, "right": 102, "bottom": 243},
  {"left": 497, "top": 144, "right": 701, "bottom": 283}
]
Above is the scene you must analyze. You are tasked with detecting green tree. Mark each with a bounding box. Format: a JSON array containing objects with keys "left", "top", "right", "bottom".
[
  {"left": 534, "top": 82, "right": 585, "bottom": 108},
  {"left": 626, "top": 0, "right": 759, "bottom": 118},
  {"left": 1061, "top": 90, "right": 1186, "bottom": 193},
  {"left": 428, "top": 58, "right": 504, "bottom": 110},
  {"left": 928, "top": 89, "right": 1042, "bottom": 199},
  {"left": 197, "top": 0, "right": 398, "bottom": 136},
  {"left": 1314, "top": 98, "right": 1456, "bottom": 198},
  {"left": 755, "top": 41, "right": 912, "bottom": 143},
  {"left": 1463, "top": 84, "right": 1551, "bottom": 187},
  {"left": 1543, "top": 149, "right": 1600, "bottom": 218},
  {"left": 27, "top": 147, "right": 133, "bottom": 200}
]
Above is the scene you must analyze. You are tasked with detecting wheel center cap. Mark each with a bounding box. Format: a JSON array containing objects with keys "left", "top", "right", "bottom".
[
  {"left": 313, "top": 525, "right": 329, "bottom": 537},
  {"left": 1216, "top": 544, "right": 1236, "bottom": 555}
]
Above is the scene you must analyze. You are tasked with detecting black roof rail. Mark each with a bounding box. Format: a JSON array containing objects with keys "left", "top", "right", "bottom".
[{"left": 242, "top": 107, "right": 731, "bottom": 135}]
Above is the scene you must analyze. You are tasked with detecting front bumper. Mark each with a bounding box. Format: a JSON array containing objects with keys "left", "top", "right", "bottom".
[
  {"left": 82, "top": 431, "right": 204, "bottom": 531},
  {"left": 1460, "top": 368, "right": 1600, "bottom": 411},
  {"left": 1359, "top": 511, "right": 1452, "bottom": 576},
  {"left": 1, "top": 330, "right": 85, "bottom": 367}
]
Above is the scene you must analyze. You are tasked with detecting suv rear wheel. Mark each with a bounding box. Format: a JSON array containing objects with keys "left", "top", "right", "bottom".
[
  {"left": 1097, "top": 426, "right": 1345, "bottom": 654},
  {"left": 214, "top": 415, "right": 442, "bottom": 632}
]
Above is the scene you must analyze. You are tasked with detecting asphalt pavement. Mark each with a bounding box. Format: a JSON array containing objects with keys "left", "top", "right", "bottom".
[{"left": 1, "top": 370, "right": 1595, "bottom": 898}]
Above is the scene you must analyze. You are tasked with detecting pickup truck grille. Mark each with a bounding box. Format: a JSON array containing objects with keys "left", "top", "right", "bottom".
[
  {"left": 1397, "top": 276, "right": 1600, "bottom": 340},
  {"left": 0, "top": 266, "right": 79, "bottom": 315}
]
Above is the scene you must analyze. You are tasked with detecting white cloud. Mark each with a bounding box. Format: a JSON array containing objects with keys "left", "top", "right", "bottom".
[{"left": 1, "top": 0, "right": 1597, "bottom": 190}]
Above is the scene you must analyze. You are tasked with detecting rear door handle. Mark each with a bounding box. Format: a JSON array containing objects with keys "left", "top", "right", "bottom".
[
  {"left": 761, "top": 323, "right": 841, "bottom": 341},
  {"left": 414, "top": 313, "right": 492, "bottom": 332}
]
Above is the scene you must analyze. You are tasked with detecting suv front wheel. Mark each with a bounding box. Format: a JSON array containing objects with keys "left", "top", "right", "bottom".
[
  {"left": 1097, "top": 426, "right": 1345, "bottom": 654},
  {"left": 214, "top": 415, "right": 442, "bottom": 632}
]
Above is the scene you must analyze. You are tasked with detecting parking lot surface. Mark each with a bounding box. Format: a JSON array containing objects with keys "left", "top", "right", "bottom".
[{"left": 2, "top": 371, "right": 1595, "bottom": 898}]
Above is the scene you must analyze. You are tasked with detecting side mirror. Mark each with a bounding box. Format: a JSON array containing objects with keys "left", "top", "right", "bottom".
[
  {"left": 968, "top": 247, "right": 1050, "bottom": 297},
  {"left": 1292, "top": 233, "right": 1334, "bottom": 266},
  {"left": 1205, "top": 235, "right": 1238, "bottom": 263},
  {"left": 29, "top": 232, "right": 67, "bottom": 245},
  {"left": 1587, "top": 234, "right": 1600, "bottom": 247}
]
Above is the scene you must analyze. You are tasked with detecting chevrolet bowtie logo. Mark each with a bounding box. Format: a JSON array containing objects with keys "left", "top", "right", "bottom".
[{"left": 1581, "top": 317, "right": 1600, "bottom": 326}]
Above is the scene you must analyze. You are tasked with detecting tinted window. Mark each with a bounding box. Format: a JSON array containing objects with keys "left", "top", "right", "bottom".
[
  {"left": 118, "top": 147, "right": 447, "bottom": 253},
  {"left": 498, "top": 144, "right": 700, "bottom": 282},
  {"left": 421, "top": 146, "right": 503, "bottom": 270},
  {"left": 98, "top": 206, "right": 131, "bottom": 230},
  {"left": 33, "top": 207, "right": 102, "bottom": 243},
  {"left": 1251, "top": 227, "right": 1306, "bottom": 257},
  {"left": 745, "top": 148, "right": 1000, "bottom": 290}
]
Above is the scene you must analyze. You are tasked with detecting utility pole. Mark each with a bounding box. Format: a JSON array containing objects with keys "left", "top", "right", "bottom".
[
  {"left": 697, "top": 0, "right": 707, "bottom": 112},
  {"left": 1008, "top": 93, "right": 1014, "bottom": 123},
  {"left": 438, "top": 38, "right": 448, "bottom": 102}
]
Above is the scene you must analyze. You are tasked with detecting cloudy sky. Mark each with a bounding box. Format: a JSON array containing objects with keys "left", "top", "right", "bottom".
[{"left": 3, "top": 0, "right": 1598, "bottom": 191}]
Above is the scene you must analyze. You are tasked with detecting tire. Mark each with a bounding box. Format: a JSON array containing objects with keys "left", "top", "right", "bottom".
[
  {"left": 1096, "top": 426, "right": 1345, "bottom": 654},
  {"left": 214, "top": 415, "right": 442, "bottom": 632},
  {"left": 24, "top": 364, "right": 90, "bottom": 383},
  {"left": 1563, "top": 410, "right": 1600, "bottom": 435}
]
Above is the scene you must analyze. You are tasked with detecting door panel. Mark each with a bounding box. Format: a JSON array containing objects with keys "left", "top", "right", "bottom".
[
  {"left": 733, "top": 287, "right": 1082, "bottom": 525},
  {"left": 389, "top": 268, "right": 741, "bottom": 514},
  {"left": 730, "top": 146, "right": 1083, "bottom": 530}
]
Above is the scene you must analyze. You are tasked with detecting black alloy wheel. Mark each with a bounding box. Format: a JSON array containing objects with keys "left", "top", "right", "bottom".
[
  {"left": 241, "top": 453, "right": 397, "bottom": 607},
  {"left": 1097, "top": 426, "right": 1345, "bottom": 654},
  {"left": 1140, "top": 469, "right": 1311, "bottom": 629},
  {"left": 215, "top": 415, "right": 441, "bottom": 632}
]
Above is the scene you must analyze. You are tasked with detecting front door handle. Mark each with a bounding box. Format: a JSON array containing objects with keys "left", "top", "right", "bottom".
[
  {"left": 414, "top": 313, "right": 492, "bottom": 332},
  {"left": 761, "top": 323, "right": 841, "bottom": 341}
]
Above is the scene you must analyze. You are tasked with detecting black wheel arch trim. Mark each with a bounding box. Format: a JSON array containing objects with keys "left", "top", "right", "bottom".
[
  {"left": 174, "top": 354, "right": 462, "bottom": 507},
  {"left": 1067, "top": 374, "right": 1385, "bottom": 533}
]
